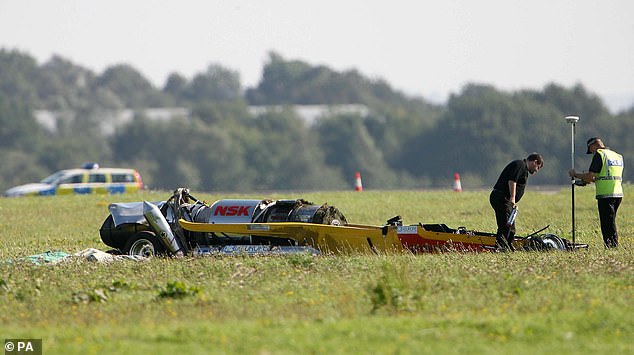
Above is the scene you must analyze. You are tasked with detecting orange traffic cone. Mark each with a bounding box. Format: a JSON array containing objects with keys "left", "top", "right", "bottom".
[
  {"left": 354, "top": 172, "right": 363, "bottom": 191},
  {"left": 453, "top": 173, "right": 462, "bottom": 192}
]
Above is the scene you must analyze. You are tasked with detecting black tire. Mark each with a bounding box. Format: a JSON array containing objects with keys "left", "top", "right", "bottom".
[
  {"left": 123, "top": 232, "right": 166, "bottom": 257},
  {"left": 540, "top": 234, "right": 567, "bottom": 251}
]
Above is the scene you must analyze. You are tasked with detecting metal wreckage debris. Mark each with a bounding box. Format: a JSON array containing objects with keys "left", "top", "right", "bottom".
[{"left": 99, "top": 188, "right": 588, "bottom": 257}]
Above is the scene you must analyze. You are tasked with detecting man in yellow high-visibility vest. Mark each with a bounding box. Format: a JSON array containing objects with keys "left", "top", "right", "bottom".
[{"left": 569, "top": 137, "right": 624, "bottom": 248}]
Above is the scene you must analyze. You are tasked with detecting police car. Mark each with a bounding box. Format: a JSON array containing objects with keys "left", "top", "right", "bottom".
[{"left": 3, "top": 163, "right": 143, "bottom": 197}]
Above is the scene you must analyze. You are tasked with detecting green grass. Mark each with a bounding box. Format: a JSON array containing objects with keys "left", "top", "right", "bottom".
[{"left": 1, "top": 187, "right": 632, "bottom": 354}]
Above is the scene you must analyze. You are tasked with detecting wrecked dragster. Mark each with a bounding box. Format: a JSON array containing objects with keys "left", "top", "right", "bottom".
[{"left": 99, "top": 188, "right": 587, "bottom": 257}]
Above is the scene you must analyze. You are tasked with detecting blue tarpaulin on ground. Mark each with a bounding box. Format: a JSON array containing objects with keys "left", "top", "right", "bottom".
[{"left": 22, "top": 251, "right": 71, "bottom": 265}]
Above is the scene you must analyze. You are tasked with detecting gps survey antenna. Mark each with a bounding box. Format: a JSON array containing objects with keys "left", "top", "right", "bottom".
[{"left": 565, "top": 115, "right": 579, "bottom": 246}]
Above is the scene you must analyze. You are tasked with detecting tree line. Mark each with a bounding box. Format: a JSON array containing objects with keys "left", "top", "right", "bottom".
[{"left": 1, "top": 48, "right": 632, "bottom": 193}]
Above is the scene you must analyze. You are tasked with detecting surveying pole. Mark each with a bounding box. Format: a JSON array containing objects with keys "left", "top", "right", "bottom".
[{"left": 565, "top": 115, "right": 580, "bottom": 245}]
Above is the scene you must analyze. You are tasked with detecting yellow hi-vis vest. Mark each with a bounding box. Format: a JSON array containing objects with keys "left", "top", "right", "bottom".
[{"left": 595, "top": 148, "right": 624, "bottom": 199}]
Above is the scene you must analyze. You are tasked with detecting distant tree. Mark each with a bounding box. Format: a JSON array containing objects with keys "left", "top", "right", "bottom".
[
  {"left": 243, "top": 109, "right": 347, "bottom": 190},
  {"left": 0, "top": 149, "right": 49, "bottom": 191},
  {"left": 96, "top": 64, "right": 170, "bottom": 107},
  {"left": 163, "top": 72, "right": 188, "bottom": 98},
  {"left": 399, "top": 83, "right": 620, "bottom": 186},
  {"left": 183, "top": 64, "right": 242, "bottom": 102},
  {"left": 38, "top": 55, "right": 97, "bottom": 110},
  {"left": 0, "top": 49, "right": 40, "bottom": 107},
  {"left": 610, "top": 111, "right": 634, "bottom": 180},
  {"left": 316, "top": 114, "right": 399, "bottom": 188},
  {"left": 184, "top": 120, "right": 253, "bottom": 192},
  {"left": 402, "top": 84, "right": 530, "bottom": 185},
  {"left": 538, "top": 83, "right": 609, "bottom": 119},
  {"left": 246, "top": 52, "right": 304, "bottom": 104},
  {"left": 108, "top": 115, "right": 249, "bottom": 191},
  {"left": 35, "top": 136, "right": 112, "bottom": 173},
  {"left": 246, "top": 52, "right": 363, "bottom": 105},
  {"left": 246, "top": 52, "right": 443, "bottom": 110},
  {"left": 0, "top": 94, "right": 42, "bottom": 149},
  {"left": 190, "top": 100, "right": 251, "bottom": 126}
]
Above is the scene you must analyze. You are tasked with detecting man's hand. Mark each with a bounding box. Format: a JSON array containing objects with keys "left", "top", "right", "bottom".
[
  {"left": 569, "top": 169, "right": 595, "bottom": 184},
  {"left": 574, "top": 179, "right": 587, "bottom": 186}
]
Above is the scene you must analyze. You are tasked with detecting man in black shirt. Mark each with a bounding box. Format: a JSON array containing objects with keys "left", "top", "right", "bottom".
[{"left": 489, "top": 153, "right": 544, "bottom": 250}]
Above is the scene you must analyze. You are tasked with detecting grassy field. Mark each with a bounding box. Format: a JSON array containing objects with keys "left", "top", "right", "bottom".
[{"left": 0, "top": 187, "right": 632, "bottom": 354}]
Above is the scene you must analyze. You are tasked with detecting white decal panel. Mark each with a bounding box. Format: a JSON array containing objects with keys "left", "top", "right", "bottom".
[
  {"left": 397, "top": 225, "right": 418, "bottom": 234},
  {"left": 221, "top": 245, "right": 270, "bottom": 253}
]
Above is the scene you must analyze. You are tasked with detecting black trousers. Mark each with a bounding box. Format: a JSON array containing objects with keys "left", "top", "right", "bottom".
[
  {"left": 489, "top": 190, "right": 515, "bottom": 249},
  {"left": 598, "top": 197, "right": 621, "bottom": 248}
]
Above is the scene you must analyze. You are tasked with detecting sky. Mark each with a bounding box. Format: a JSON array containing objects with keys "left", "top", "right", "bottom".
[{"left": 1, "top": 0, "right": 633, "bottom": 113}]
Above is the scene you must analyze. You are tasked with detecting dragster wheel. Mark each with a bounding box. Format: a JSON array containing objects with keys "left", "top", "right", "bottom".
[
  {"left": 123, "top": 232, "right": 166, "bottom": 257},
  {"left": 540, "top": 234, "right": 567, "bottom": 251}
]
